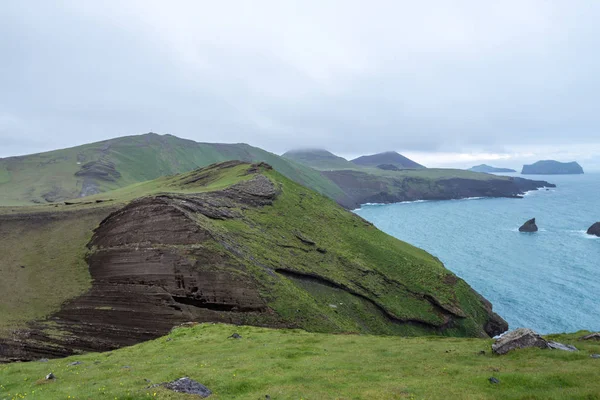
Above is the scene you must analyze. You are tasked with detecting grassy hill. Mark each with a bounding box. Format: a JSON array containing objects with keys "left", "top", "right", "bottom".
[
  {"left": 1, "top": 323, "right": 599, "bottom": 399},
  {"left": 0, "top": 134, "right": 554, "bottom": 210},
  {"left": 282, "top": 149, "right": 357, "bottom": 170},
  {"left": 0, "top": 133, "right": 347, "bottom": 207},
  {"left": 351, "top": 151, "right": 425, "bottom": 169},
  {"left": 0, "top": 161, "right": 506, "bottom": 362}
]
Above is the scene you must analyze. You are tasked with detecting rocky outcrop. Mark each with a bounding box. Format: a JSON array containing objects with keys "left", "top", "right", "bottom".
[
  {"left": 0, "top": 173, "right": 285, "bottom": 361},
  {"left": 519, "top": 218, "right": 538, "bottom": 232},
  {"left": 0, "top": 162, "right": 508, "bottom": 361},
  {"left": 587, "top": 223, "right": 600, "bottom": 237},
  {"left": 522, "top": 160, "right": 584, "bottom": 175},
  {"left": 492, "top": 328, "right": 578, "bottom": 355},
  {"left": 580, "top": 332, "right": 600, "bottom": 341},
  {"left": 492, "top": 328, "right": 548, "bottom": 354}
]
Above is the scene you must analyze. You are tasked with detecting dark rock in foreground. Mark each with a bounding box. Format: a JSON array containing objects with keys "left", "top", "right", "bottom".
[
  {"left": 492, "top": 328, "right": 579, "bottom": 355},
  {"left": 522, "top": 160, "right": 584, "bottom": 175},
  {"left": 492, "top": 328, "right": 548, "bottom": 355},
  {"left": 164, "top": 377, "right": 212, "bottom": 397},
  {"left": 519, "top": 218, "right": 538, "bottom": 233},
  {"left": 587, "top": 223, "right": 600, "bottom": 237}
]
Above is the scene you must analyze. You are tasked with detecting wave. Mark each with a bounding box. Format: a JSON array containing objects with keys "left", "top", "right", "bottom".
[
  {"left": 457, "top": 197, "right": 484, "bottom": 201},
  {"left": 568, "top": 230, "right": 600, "bottom": 239}
]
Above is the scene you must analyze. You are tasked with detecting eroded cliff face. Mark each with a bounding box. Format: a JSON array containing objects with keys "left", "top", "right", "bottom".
[
  {"left": 0, "top": 162, "right": 507, "bottom": 362},
  {"left": 323, "top": 170, "right": 555, "bottom": 208}
]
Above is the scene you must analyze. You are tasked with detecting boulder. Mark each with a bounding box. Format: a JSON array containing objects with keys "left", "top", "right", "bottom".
[
  {"left": 547, "top": 341, "right": 578, "bottom": 352},
  {"left": 587, "top": 223, "right": 600, "bottom": 237},
  {"left": 579, "top": 332, "right": 600, "bottom": 341},
  {"left": 519, "top": 218, "right": 538, "bottom": 232},
  {"left": 164, "top": 377, "right": 212, "bottom": 397},
  {"left": 492, "top": 328, "right": 548, "bottom": 355}
]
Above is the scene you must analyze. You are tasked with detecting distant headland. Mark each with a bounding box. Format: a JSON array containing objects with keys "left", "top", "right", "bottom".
[
  {"left": 521, "top": 160, "right": 584, "bottom": 175},
  {"left": 468, "top": 164, "right": 516, "bottom": 173}
]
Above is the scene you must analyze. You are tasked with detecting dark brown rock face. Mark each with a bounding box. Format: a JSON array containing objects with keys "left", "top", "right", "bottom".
[
  {"left": 0, "top": 175, "right": 284, "bottom": 361},
  {"left": 519, "top": 218, "right": 538, "bottom": 232},
  {"left": 587, "top": 222, "right": 600, "bottom": 237}
]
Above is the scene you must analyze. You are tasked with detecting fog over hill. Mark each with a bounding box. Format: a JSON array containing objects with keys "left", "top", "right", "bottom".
[{"left": 2, "top": 1, "right": 600, "bottom": 169}]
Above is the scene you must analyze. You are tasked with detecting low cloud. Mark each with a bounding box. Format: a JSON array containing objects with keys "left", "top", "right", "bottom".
[{"left": 1, "top": 1, "right": 600, "bottom": 168}]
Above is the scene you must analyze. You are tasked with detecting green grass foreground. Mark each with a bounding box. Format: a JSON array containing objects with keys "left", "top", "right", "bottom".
[{"left": 1, "top": 324, "right": 599, "bottom": 400}]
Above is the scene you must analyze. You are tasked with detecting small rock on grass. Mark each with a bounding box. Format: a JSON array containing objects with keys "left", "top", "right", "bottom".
[
  {"left": 228, "top": 333, "right": 242, "bottom": 339},
  {"left": 45, "top": 373, "right": 55, "bottom": 380},
  {"left": 164, "top": 377, "right": 212, "bottom": 397},
  {"left": 580, "top": 333, "right": 600, "bottom": 341},
  {"left": 590, "top": 354, "right": 600, "bottom": 359},
  {"left": 547, "top": 341, "right": 578, "bottom": 352},
  {"left": 68, "top": 361, "right": 82, "bottom": 366},
  {"left": 489, "top": 377, "right": 500, "bottom": 384}
]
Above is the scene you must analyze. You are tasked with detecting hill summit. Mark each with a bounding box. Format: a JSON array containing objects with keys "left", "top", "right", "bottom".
[
  {"left": 351, "top": 151, "right": 425, "bottom": 169},
  {"left": 282, "top": 149, "right": 355, "bottom": 170}
]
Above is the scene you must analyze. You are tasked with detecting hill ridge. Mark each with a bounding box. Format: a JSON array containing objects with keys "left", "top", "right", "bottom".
[{"left": 0, "top": 161, "right": 506, "bottom": 361}]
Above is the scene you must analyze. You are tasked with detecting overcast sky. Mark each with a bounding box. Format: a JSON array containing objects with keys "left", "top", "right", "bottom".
[{"left": 2, "top": 1, "right": 600, "bottom": 169}]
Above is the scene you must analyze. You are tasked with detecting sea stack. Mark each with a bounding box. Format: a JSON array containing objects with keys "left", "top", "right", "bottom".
[
  {"left": 519, "top": 218, "right": 538, "bottom": 232},
  {"left": 587, "top": 222, "right": 600, "bottom": 237}
]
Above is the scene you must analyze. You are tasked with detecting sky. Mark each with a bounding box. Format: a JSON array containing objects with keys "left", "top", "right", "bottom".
[{"left": 1, "top": 1, "right": 600, "bottom": 169}]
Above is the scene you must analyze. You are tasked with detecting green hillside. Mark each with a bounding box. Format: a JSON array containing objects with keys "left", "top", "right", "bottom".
[
  {"left": 1, "top": 324, "right": 599, "bottom": 399},
  {"left": 351, "top": 151, "right": 426, "bottom": 169},
  {"left": 0, "top": 161, "right": 506, "bottom": 362},
  {"left": 0, "top": 133, "right": 346, "bottom": 206},
  {"left": 282, "top": 149, "right": 357, "bottom": 170},
  {"left": 0, "top": 134, "right": 554, "bottom": 210}
]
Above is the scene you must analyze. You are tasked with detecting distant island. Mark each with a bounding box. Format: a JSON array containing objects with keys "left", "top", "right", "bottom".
[
  {"left": 351, "top": 151, "right": 425, "bottom": 169},
  {"left": 522, "top": 160, "right": 584, "bottom": 175},
  {"left": 468, "top": 164, "right": 516, "bottom": 173}
]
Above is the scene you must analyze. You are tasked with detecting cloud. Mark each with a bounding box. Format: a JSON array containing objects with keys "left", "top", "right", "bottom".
[{"left": 1, "top": 1, "right": 600, "bottom": 166}]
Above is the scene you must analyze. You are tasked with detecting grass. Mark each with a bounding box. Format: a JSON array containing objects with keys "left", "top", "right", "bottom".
[
  {"left": 0, "top": 133, "right": 345, "bottom": 207},
  {"left": 0, "top": 208, "right": 111, "bottom": 333},
  {"left": 1, "top": 324, "right": 599, "bottom": 399},
  {"left": 0, "top": 161, "right": 499, "bottom": 342}
]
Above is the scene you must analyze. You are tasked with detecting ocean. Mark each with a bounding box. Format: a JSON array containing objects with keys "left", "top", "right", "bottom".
[{"left": 354, "top": 173, "right": 600, "bottom": 334}]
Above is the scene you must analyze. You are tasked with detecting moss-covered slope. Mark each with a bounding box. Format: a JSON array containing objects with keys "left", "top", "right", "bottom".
[
  {"left": 0, "top": 133, "right": 347, "bottom": 207},
  {"left": 0, "top": 161, "right": 506, "bottom": 361}
]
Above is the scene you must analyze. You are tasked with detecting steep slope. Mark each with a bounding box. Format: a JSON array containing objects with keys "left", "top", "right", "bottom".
[
  {"left": 282, "top": 149, "right": 356, "bottom": 170},
  {"left": 352, "top": 151, "right": 425, "bottom": 169},
  {"left": 0, "top": 133, "right": 347, "bottom": 206},
  {"left": 0, "top": 161, "right": 506, "bottom": 361},
  {"left": 522, "top": 160, "right": 584, "bottom": 175},
  {"left": 469, "top": 164, "right": 516, "bottom": 173}
]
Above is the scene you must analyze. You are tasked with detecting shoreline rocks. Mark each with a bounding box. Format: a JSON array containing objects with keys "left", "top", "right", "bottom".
[
  {"left": 519, "top": 218, "right": 538, "bottom": 233},
  {"left": 587, "top": 223, "right": 600, "bottom": 237}
]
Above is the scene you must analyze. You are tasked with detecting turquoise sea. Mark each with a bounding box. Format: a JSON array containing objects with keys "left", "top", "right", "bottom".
[{"left": 355, "top": 173, "right": 600, "bottom": 334}]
